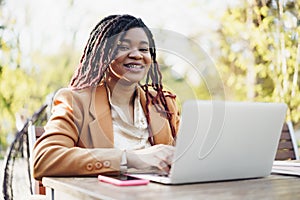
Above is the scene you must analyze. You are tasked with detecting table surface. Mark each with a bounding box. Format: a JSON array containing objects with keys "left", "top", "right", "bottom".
[{"left": 42, "top": 174, "right": 300, "bottom": 200}]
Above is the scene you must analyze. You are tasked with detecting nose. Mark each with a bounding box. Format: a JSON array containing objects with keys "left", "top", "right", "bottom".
[{"left": 128, "top": 49, "right": 143, "bottom": 59}]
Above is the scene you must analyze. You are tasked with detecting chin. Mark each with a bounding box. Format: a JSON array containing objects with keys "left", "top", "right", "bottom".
[
  {"left": 117, "top": 77, "right": 143, "bottom": 86},
  {"left": 123, "top": 74, "right": 146, "bottom": 83}
]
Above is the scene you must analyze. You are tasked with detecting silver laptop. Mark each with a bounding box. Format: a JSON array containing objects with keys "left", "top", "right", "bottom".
[{"left": 130, "top": 100, "right": 287, "bottom": 184}]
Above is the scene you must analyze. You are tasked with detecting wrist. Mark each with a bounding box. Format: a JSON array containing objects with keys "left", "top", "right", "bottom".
[
  {"left": 125, "top": 150, "right": 135, "bottom": 168},
  {"left": 120, "top": 150, "right": 127, "bottom": 172}
]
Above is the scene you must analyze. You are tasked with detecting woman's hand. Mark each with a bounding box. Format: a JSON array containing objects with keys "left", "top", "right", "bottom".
[{"left": 126, "top": 144, "right": 174, "bottom": 173}]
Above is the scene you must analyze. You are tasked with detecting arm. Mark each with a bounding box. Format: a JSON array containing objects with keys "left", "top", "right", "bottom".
[
  {"left": 125, "top": 92, "right": 180, "bottom": 173},
  {"left": 33, "top": 88, "right": 122, "bottom": 180}
]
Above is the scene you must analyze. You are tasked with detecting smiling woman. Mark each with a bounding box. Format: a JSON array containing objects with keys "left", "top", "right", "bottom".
[
  {"left": 32, "top": 14, "right": 180, "bottom": 181},
  {"left": 107, "top": 28, "right": 152, "bottom": 85}
]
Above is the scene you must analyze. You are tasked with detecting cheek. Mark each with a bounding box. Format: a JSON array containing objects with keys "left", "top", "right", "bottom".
[
  {"left": 111, "top": 54, "right": 126, "bottom": 68},
  {"left": 114, "top": 53, "right": 125, "bottom": 63},
  {"left": 144, "top": 54, "right": 152, "bottom": 65},
  {"left": 109, "top": 60, "right": 123, "bottom": 73}
]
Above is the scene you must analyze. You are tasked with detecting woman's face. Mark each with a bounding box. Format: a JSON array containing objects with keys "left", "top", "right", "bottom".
[{"left": 107, "top": 27, "right": 152, "bottom": 85}]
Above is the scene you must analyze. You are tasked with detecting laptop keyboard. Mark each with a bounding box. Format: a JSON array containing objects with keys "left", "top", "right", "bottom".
[{"left": 156, "top": 171, "right": 169, "bottom": 177}]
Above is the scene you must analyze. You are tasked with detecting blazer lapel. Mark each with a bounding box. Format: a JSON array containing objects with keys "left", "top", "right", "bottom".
[
  {"left": 87, "top": 86, "right": 173, "bottom": 148},
  {"left": 89, "top": 84, "right": 114, "bottom": 148}
]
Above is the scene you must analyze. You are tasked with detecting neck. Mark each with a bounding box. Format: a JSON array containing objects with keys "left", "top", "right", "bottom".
[{"left": 105, "top": 78, "right": 138, "bottom": 106}]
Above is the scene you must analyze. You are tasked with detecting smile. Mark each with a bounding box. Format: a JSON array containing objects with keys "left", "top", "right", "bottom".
[{"left": 124, "top": 64, "right": 145, "bottom": 69}]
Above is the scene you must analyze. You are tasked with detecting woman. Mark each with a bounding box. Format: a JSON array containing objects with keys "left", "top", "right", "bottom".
[{"left": 33, "top": 14, "right": 180, "bottom": 180}]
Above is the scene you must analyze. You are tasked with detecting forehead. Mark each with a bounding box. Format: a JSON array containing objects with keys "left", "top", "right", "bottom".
[{"left": 121, "top": 28, "right": 149, "bottom": 44}]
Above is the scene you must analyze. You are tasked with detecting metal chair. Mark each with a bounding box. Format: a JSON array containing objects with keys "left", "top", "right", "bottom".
[
  {"left": 2, "top": 104, "right": 48, "bottom": 200},
  {"left": 28, "top": 122, "right": 46, "bottom": 197}
]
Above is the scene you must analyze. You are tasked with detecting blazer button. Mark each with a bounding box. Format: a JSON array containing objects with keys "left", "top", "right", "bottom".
[
  {"left": 95, "top": 161, "right": 103, "bottom": 169},
  {"left": 86, "top": 163, "right": 93, "bottom": 171},
  {"left": 103, "top": 160, "right": 111, "bottom": 168}
]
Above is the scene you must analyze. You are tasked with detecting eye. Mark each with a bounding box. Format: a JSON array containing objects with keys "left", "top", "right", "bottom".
[
  {"left": 118, "top": 45, "right": 130, "bottom": 51},
  {"left": 139, "top": 47, "right": 149, "bottom": 52}
]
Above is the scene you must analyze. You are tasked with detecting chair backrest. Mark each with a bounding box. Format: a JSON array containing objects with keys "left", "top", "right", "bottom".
[
  {"left": 275, "top": 121, "right": 299, "bottom": 160},
  {"left": 28, "top": 122, "right": 46, "bottom": 195}
]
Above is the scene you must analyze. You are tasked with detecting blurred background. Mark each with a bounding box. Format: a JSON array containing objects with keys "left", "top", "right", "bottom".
[
  {"left": 0, "top": 0, "right": 300, "bottom": 198},
  {"left": 0, "top": 0, "right": 299, "bottom": 168}
]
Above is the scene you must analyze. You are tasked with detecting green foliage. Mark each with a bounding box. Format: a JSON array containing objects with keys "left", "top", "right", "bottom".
[
  {"left": 0, "top": 57, "right": 76, "bottom": 145},
  {"left": 30, "top": 48, "right": 78, "bottom": 92},
  {"left": 0, "top": 43, "right": 78, "bottom": 149},
  {"left": 0, "top": 0, "right": 79, "bottom": 150},
  {"left": 218, "top": 0, "right": 300, "bottom": 125}
]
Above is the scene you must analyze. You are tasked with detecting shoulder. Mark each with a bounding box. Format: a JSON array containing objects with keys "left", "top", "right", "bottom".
[
  {"left": 140, "top": 87, "right": 178, "bottom": 111},
  {"left": 151, "top": 89, "right": 177, "bottom": 102},
  {"left": 141, "top": 88, "right": 176, "bottom": 99},
  {"left": 54, "top": 87, "right": 94, "bottom": 99},
  {"left": 52, "top": 87, "right": 95, "bottom": 110},
  {"left": 164, "top": 91, "right": 179, "bottom": 113}
]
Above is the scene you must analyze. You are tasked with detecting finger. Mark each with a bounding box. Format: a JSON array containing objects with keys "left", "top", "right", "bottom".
[
  {"left": 158, "top": 148, "right": 174, "bottom": 165},
  {"left": 157, "top": 160, "right": 170, "bottom": 173},
  {"left": 165, "top": 155, "right": 173, "bottom": 165},
  {"left": 154, "top": 154, "right": 173, "bottom": 171}
]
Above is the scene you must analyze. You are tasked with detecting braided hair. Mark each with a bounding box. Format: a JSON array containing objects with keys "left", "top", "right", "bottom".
[{"left": 69, "top": 14, "right": 176, "bottom": 145}]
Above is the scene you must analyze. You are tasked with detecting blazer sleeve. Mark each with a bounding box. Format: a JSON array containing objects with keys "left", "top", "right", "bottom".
[{"left": 33, "top": 88, "right": 122, "bottom": 181}]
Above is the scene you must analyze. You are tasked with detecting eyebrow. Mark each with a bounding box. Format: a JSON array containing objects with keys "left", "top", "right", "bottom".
[{"left": 121, "top": 39, "right": 149, "bottom": 45}]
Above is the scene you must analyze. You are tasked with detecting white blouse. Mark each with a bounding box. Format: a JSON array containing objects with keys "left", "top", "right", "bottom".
[{"left": 106, "top": 86, "right": 151, "bottom": 151}]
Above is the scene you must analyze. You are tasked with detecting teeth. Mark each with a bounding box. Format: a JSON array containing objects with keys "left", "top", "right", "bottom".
[{"left": 126, "top": 64, "right": 143, "bottom": 69}]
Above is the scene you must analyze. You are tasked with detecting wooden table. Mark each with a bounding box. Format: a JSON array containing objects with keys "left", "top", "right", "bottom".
[{"left": 42, "top": 175, "right": 300, "bottom": 200}]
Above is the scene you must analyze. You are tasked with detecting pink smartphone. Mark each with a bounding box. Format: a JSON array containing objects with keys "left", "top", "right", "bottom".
[{"left": 98, "top": 174, "right": 149, "bottom": 186}]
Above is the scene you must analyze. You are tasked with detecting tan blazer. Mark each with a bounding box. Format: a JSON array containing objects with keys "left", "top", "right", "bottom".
[{"left": 33, "top": 83, "right": 180, "bottom": 180}]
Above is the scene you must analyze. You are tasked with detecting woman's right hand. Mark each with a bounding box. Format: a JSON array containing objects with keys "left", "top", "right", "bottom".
[{"left": 126, "top": 144, "right": 175, "bottom": 174}]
